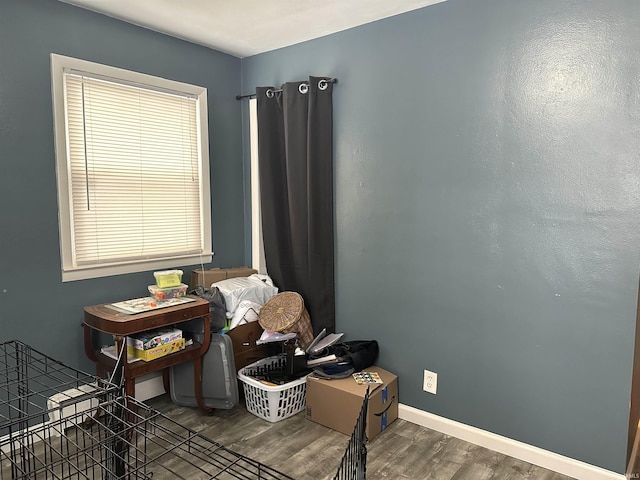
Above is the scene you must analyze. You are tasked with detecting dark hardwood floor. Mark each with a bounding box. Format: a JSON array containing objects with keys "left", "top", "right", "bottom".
[{"left": 146, "top": 394, "right": 576, "bottom": 480}]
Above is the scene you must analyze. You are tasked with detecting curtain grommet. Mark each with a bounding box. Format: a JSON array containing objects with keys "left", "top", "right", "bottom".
[
  {"left": 266, "top": 88, "right": 274, "bottom": 99},
  {"left": 318, "top": 79, "right": 329, "bottom": 91},
  {"left": 298, "top": 83, "right": 309, "bottom": 95}
]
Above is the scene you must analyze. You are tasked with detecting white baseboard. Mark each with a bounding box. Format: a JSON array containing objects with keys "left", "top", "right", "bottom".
[{"left": 398, "top": 404, "right": 625, "bottom": 480}]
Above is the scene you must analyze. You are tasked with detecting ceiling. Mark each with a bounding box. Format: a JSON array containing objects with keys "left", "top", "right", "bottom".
[{"left": 59, "top": 0, "right": 446, "bottom": 58}]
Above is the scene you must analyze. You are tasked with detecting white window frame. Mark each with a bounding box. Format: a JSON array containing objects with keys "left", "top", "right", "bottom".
[
  {"left": 249, "top": 98, "right": 267, "bottom": 274},
  {"left": 249, "top": 98, "right": 266, "bottom": 274},
  {"left": 51, "top": 54, "right": 212, "bottom": 282}
]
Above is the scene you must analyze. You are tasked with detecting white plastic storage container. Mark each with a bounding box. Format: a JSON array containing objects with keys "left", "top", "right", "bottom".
[
  {"left": 237, "top": 355, "right": 308, "bottom": 423},
  {"left": 148, "top": 283, "right": 188, "bottom": 300},
  {"left": 153, "top": 269, "right": 183, "bottom": 288}
]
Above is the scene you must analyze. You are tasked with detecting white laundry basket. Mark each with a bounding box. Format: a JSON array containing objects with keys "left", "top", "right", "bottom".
[{"left": 237, "top": 355, "right": 308, "bottom": 423}]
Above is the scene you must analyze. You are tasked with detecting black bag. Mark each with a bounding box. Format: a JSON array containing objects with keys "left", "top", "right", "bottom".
[
  {"left": 189, "top": 286, "right": 227, "bottom": 332},
  {"left": 327, "top": 340, "right": 379, "bottom": 371}
]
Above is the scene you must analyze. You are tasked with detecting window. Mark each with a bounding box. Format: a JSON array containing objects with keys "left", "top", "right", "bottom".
[{"left": 51, "top": 54, "right": 212, "bottom": 281}]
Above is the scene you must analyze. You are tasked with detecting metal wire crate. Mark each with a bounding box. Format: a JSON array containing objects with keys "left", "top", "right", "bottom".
[
  {"left": 0, "top": 340, "right": 118, "bottom": 429},
  {"left": 0, "top": 340, "right": 119, "bottom": 479},
  {"left": 333, "top": 388, "right": 369, "bottom": 480},
  {"left": 0, "top": 340, "right": 294, "bottom": 479},
  {"left": 2, "top": 394, "right": 294, "bottom": 480},
  {"left": 0, "top": 339, "right": 368, "bottom": 480},
  {"left": 0, "top": 339, "right": 119, "bottom": 434}
]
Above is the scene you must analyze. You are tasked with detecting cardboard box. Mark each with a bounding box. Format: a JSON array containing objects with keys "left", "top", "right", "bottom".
[
  {"left": 305, "top": 366, "right": 398, "bottom": 440},
  {"left": 190, "top": 268, "right": 226, "bottom": 289},
  {"left": 189, "top": 266, "right": 258, "bottom": 289},
  {"left": 127, "top": 328, "right": 182, "bottom": 350},
  {"left": 127, "top": 338, "right": 186, "bottom": 361},
  {"left": 224, "top": 267, "right": 258, "bottom": 279}
]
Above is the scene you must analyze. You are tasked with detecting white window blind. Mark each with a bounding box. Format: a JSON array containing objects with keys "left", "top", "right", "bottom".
[{"left": 51, "top": 54, "right": 212, "bottom": 281}]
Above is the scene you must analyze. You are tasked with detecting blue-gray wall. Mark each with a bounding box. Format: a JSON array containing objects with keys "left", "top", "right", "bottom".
[
  {"left": 242, "top": 0, "right": 640, "bottom": 473},
  {"left": 0, "top": 1, "right": 244, "bottom": 369},
  {"left": 2, "top": 0, "right": 639, "bottom": 474}
]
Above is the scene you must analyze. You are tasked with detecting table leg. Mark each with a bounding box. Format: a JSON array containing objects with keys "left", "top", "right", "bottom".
[
  {"left": 162, "top": 369, "right": 170, "bottom": 396},
  {"left": 193, "top": 356, "right": 213, "bottom": 414},
  {"left": 194, "top": 314, "right": 213, "bottom": 414},
  {"left": 82, "top": 323, "right": 98, "bottom": 363}
]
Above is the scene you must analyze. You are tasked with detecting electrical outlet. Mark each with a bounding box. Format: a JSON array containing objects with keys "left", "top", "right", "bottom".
[{"left": 423, "top": 369, "right": 437, "bottom": 394}]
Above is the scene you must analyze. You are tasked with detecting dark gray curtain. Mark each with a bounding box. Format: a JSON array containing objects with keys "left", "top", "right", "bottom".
[{"left": 256, "top": 77, "right": 335, "bottom": 335}]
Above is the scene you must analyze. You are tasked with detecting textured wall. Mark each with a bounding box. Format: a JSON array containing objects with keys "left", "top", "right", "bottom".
[
  {"left": 242, "top": 0, "right": 640, "bottom": 472},
  {"left": 0, "top": 0, "right": 243, "bottom": 370}
]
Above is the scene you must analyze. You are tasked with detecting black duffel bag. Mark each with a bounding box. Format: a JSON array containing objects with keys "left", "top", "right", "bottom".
[
  {"left": 326, "top": 340, "right": 379, "bottom": 371},
  {"left": 189, "top": 285, "right": 227, "bottom": 332}
]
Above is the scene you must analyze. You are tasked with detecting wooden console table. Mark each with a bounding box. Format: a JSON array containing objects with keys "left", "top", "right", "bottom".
[{"left": 83, "top": 297, "right": 212, "bottom": 413}]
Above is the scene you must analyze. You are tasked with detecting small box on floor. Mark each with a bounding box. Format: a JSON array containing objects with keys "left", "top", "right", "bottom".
[{"left": 305, "top": 366, "right": 398, "bottom": 440}]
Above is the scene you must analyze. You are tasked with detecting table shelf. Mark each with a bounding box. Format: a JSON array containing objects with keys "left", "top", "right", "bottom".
[{"left": 93, "top": 340, "right": 204, "bottom": 378}]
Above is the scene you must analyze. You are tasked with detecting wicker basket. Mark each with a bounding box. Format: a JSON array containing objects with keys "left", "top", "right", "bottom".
[{"left": 258, "top": 292, "right": 314, "bottom": 349}]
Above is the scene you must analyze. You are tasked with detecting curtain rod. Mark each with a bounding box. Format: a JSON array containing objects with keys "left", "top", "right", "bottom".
[{"left": 236, "top": 77, "right": 337, "bottom": 100}]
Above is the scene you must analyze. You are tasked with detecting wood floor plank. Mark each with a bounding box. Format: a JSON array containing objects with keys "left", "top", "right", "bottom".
[
  {"left": 368, "top": 424, "right": 453, "bottom": 478},
  {"left": 489, "top": 456, "right": 562, "bottom": 480},
  {"left": 450, "top": 446, "right": 505, "bottom": 480}
]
